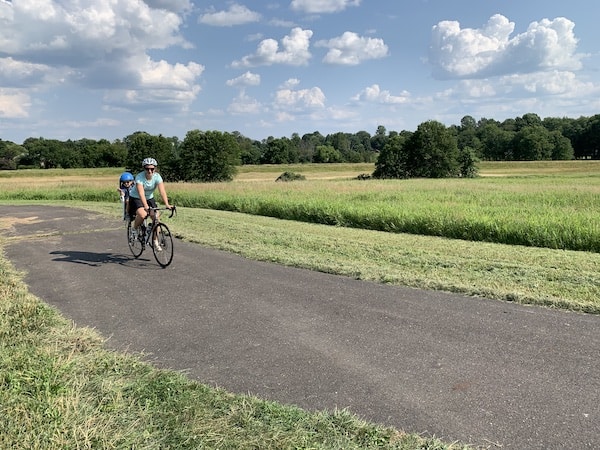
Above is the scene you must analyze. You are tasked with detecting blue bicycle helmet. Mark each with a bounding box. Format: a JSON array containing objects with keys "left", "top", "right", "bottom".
[{"left": 119, "top": 172, "right": 134, "bottom": 182}]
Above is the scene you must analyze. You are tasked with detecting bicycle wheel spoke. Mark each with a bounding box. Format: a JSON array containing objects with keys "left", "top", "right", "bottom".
[{"left": 152, "top": 223, "right": 174, "bottom": 267}]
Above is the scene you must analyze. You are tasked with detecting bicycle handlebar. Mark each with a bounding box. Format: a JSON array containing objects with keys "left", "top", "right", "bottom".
[{"left": 146, "top": 206, "right": 177, "bottom": 218}]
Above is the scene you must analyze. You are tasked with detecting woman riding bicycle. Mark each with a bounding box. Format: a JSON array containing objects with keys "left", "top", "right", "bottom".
[{"left": 128, "top": 157, "right": 174, "bottom": 247}]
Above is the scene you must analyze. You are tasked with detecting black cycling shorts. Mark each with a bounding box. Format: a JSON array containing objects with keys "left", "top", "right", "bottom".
[{"left": 128, "top": 197, "right": 157, "bottom": 216}]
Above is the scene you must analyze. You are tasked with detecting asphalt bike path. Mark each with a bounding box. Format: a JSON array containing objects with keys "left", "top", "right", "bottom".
[{"left": 3, "top": 205, "right": 599, "bottom": 449}]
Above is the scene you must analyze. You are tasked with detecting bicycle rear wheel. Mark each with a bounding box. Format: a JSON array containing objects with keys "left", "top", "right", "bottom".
[
  {"left": 127, "top": 220, "right": 144, "bottom": 257},
  {"left": 151, "top": 223, "right": 174, "bottom": 267}
]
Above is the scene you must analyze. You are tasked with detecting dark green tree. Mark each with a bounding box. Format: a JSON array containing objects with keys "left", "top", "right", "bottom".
[
  {"left": 123, "top": 132, "right": 175, "bottom": 175},
  {"left": 299, "top": 131, "right": 325, "bottom": 162},
  {"left": 178, "top": 130, "right": 240, "bottom": 182},
  {"left": 314, "top": 145, "right": 342, "bottom": 163},
  {"left": 0, "top": 140, "right": 23, "bottom": 169},
  {"left": 260, "top": 136, "right": 298, "bottom": 164},
  {"left": 372, "top": 133, "right": 410, "bottom": 179},
  {"left": 456, "top": 115, "right": 483, "bottom": 157},
  {"left": 458, "top": 146, "right": 480, "bottom": 177},
  {"left": 370, "top": 125, "right": 388, "bottom": 153},
  {"left": 404, "top": 120, "right": 461, "bottom": 178},
  {"left": 477, "top": 122, "right": 514, "bottom": 160},
  {"left": 550, "top": 131, "right": 574, "bottom": 160},
  {"left": 512, "top": 126, "right": 553, "bottom": 160},
  {"left": 577, "top": 115, "right": 600, "bottom": 159}
]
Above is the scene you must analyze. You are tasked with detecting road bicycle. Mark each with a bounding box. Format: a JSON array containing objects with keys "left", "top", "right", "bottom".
[{"left": 127, "top": 206, "right": 176, "bottom": 267}]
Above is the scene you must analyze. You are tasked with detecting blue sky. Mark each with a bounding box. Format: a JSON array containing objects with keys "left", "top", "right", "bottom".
[{"left": 1, "top": 0, "right": 599, "bottom": 144}]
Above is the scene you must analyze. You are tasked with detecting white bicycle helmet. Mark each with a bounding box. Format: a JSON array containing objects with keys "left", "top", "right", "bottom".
[{"left": 142, "top": 157, "right": 158, "bottom": 167}]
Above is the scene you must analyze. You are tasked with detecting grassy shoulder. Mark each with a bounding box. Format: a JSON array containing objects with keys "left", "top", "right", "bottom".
[{"left": 0, "top": 216, "right": 465, "bottom": 449}]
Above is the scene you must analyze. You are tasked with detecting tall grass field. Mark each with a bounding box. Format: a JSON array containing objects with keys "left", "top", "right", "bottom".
[{"left": 2, "top": 161, "right": 600, "bottom": 252}]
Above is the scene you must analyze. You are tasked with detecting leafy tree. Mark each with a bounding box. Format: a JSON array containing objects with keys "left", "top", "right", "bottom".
[
  {"left": 178, "top": 130, "right": 240, "bottom": 182},
  {"left": 550, "top": 131, "right": 574, "bottom": 160},
  {"left": 577, "top": 115, "right": 600, "bottom": 159},
  {"left": 299, "top": 131, "right": 325, "bottom": 162},
  {"left": 123, "top": 132, "right": 175, "bottom": 174},
  {"left": 372, "top": 133, "right": 410, "bottom": 179},
  {"left": 97, "top": 139, "right": 127, "bottom": 167},
  {"left": 477, "top": 123, "right": 514, "bottom": 160},
  {"left": 22, "top": 138, "right": 73, "bottom": 168},
  {"left": 515, "top": 113, "right": 542, "bottom": 130},
  {"left": 314, "top": 145, "right": 342, "bottom": 163},
  {"left": 261, "top": 136, "right": 298, "bottom": 164},
  {"left": 456, "top": 115, "right": 483, "bottom": 157},
  {"left": 404, "top": 120, "right": 460, "bottom": 178},
  {"left": 370, "top": 125, "right": 388, "bottom": 153},
  {"left": 458, "top": 146, "right": 480, "bottom": 177},
  {"left": 325, "top": 132, "right": 350, "bottom": 155},
  {"left": 0, "top": 140, "right": 23, "bottom": 169},
  {"left": 512, "top": 126, "right": 553, "bottom": 160}
]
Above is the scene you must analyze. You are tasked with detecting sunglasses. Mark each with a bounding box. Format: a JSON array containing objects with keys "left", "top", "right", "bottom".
[{"left": 145, "top": 167, "right": 156, "bottom": 172}]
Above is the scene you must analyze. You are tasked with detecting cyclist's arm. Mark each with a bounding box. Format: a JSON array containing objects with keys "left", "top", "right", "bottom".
[
  {"left": 135, "top": 182, "right": 149, "bottom": 210},
  {"left": 157, "top": 181, "right": 172, "bottom": 209}
]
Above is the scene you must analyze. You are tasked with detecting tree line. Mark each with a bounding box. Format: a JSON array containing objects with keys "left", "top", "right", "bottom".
[{"left": 1, "top": 113, "right": 600, "bottom": 180}]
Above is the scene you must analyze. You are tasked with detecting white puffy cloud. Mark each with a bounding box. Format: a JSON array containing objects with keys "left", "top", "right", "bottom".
[
  {"left": 199, "top": 4, "right": 261, "bottom": 26},
  {"left": 0, "top": 0, "right": 201, "bottom": 113},
  {"left": 226, "top": 71, "right": 261, "bottom": 88},
  {"left": 0, "top": 89, "right": 30, "bottom": 118},
  {"left": 0, "top": 57, "right": 52, "bottom": 87},
  {"left": 231, "top": 27, "right": 312, "bottom": 67},
  {"left": 316, "top": 31, "right": 388, "bottom": 65},
  {"left": 290, "top": 0, "right": 360, "bottom": 14},
  {"left": 274, "top": 82, "right": 325, "bottom": 109},
  {"left": 429, "top": 14, "right": 585, "bottom": 79},
  {"left": 280, "top": 78, "right": 300, "bottom": 89},
  {"left": 353, "top": 84, "right": 410, "bottom": 104},
  {"left": 446, "top": 71, "right": 595, "bottom": 100},
  {"left": 101, "top": 55, "right": 203, "bottom": 109},
  {"left": 137, "top": 57, "right": 204, "bottom": 91},
  {"left": 228, "top": 92, "right": 262, "bottom": 114},
  {"left": 1, "top": 0, "right": 188, "bottom": 64}
]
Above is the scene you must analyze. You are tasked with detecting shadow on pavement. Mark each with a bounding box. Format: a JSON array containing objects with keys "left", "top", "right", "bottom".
[{"left": 49, "top": 250, "right": 158, "bottom": 269}]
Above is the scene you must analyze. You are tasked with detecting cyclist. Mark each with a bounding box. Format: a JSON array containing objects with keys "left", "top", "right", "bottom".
[
  {"left": 128, "top": 157, "right": 173, "bottom": 250},
  {"left": 117, "top": 172, "right": 134, "bottom": 220}
]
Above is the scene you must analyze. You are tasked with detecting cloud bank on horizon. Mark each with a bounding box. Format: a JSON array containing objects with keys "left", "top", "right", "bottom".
[{"left": 0, "top": 0, "right": 598, "bottom": 143}]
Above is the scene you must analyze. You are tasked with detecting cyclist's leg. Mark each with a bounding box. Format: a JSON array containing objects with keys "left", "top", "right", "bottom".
[
  {"left": 146, "top": 198, "right": 158, "bottom": 240},
  {"left": 130, "top": 197, "right": 147, "bottom": 229}
]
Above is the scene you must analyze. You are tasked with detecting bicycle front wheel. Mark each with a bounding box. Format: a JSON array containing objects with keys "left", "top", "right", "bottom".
[
  {"left": 127, "top": 220, "right": 144, "bottom": 258},
  {"left": 151, "top": 223, "right": 174, "bottom": 267}
]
